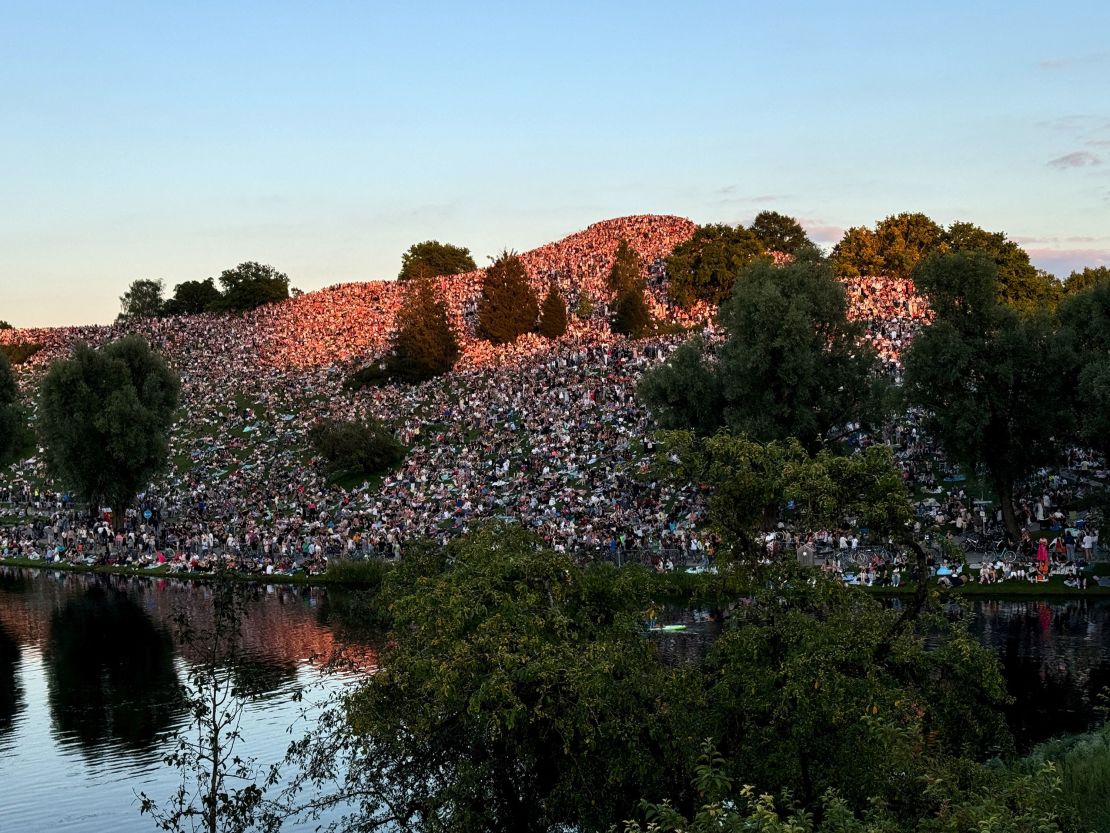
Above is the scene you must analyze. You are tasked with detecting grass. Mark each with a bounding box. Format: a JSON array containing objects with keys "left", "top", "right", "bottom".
[{"left": 1018, "top": 725, "right": 1110, "bottom": 833}]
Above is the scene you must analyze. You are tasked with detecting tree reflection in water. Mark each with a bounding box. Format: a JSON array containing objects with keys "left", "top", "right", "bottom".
[
  {"left": 46, "top": 583, "right": 182, "bottom": 751},
  {"left": 0, "top": 623, "right": 21, "bottom": 736}
]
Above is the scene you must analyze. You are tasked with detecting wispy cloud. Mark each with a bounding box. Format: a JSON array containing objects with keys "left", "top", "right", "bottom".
[{"left": 1048, "top": 151, "right": 1102, "bottom": 169}]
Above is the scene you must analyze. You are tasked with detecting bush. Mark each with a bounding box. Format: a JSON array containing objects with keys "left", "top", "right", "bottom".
[{"left": 308, "top": 417, "right": 405, "bottom": 477}]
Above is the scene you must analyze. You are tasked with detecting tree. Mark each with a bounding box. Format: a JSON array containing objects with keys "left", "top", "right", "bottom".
[
  {"left": 0, "top": 321, "right": 11, "bottom": 329},
  {"left": 1059, "top": 280, "right": 1110, "bottom": 463},
  {"left": 903, "top": 252, "right": 1077, "bottom": 542},
  {"left": 666, "top": 224, "right": 765, "bottom": 306},
  {"left": 387, "top": 277, "right": 459, "bottom": 383},
  {"left": 608, "top": 239, "right": 645, "bottom": 295},
  {"left": 945, "top": 221, "right": 1059, "bottom": 313},
  {"left": 1064, "top": 265, "right": 1110, "bottom": 295},
  {"left": 118, "top": 278, "right": 166, "bottom": 321},
  {"left": 750, "top": 210, "right": 811, "bottom": 255},
  {"left": 398, "top": 241, "right": 477, "bottom": 281},
  {"left": 635, "top": 336, "right": 722, "bottom": 435},
  {"left": 536, "top": 282, "right": 568, "bottom": 338},
  {"left": 831, "top": 226, "right": 883, "bottom": 277},
  {"left": 328, "top": 524, "right": 697, "bottom": 833},
  {"left": 0, "top": 350, "right": 21, "bottom": 463},
  {"left": 37, "top": 336, "right": 180, "bottom": 526},
  {"left": 308, "top": 417, "right": 405, "bottom": 478},
  {"left": 476, "top": 251, "right": 538, "bottom": 344},
  {"left": 574, "top": 291, "right": 594, "bottom": 319},
  {"left": 211, "top": 262, "right": 289, "bottom": 312},
  {"left": 719, "top": 257, "right": 881, "bottom": 450},
  {"left": 163, "top": 278, "right": 223, "bottom": 315},
  {"left": 611, "top": 285, "right": 653, "bottom": 338}
]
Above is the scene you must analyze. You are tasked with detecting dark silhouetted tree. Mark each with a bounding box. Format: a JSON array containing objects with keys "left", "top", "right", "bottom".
[
  {"left": 118, "top": 279, "right": 165, "bottom": 321},
  {"left": 750, "top": 210, "right": 811, "bottom": 255},
  {"left": 388, "top": 278, "right": 460, "bottom": 383},
  {"left": 537, "top": 283, "right": 568, "bottom": 338},
  {"left": 211, "top": 262, "right": 289, "bottom": 312},
  {"left": 477, "top": 251, "right": 538, "bottom": 344},
  {"left": 162, "top": 278, "right": 223, "bottom": 315},
  {"left": 398, "top": 241, "right": 477, "bottom": 281},
  {"left": 308, "top": 417, "right": 405, "bottom": 478},
  {"left": 607, "top": 239, "right": 644, "bottom": 295}
]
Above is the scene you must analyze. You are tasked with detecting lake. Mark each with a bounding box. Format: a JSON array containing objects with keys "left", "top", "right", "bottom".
[{"left": 1, "top": 568, "right": 1108, "bottom": 832}]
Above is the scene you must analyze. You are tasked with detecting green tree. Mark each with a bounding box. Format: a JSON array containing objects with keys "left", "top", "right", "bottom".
[
  {"left": 945, "top": 221, "right": 1059, "bottom": 313},
  {"left": 476, "top": 251, "right": 538, "bottom": 343},
  {"left": 37, "top": 336, "right": 180, "bottom": 525},
  {"left": 332, "top": 524, "right": 697, "bottom": 833},
  {"left": 211, "top": 262, "right": 290, "bottom": 312},
  {"left": 612, "top": 285, "right": 653, "bottom": 338},
  {"left": 874, "top": 212, "right": 945, "bottom": 279},
  {"left": 666, "top": 224, "right": 765, "bottom": 306},
  {"left": 608, "top": 239, "right": 645, "bottom": 295},
  {"left": 398, "top": 240, "right": 477, "bottom": 281},
  {"left": 307, "top": 416, "right": 405, "bottom": 478},
  {"left": 1064, "top": 265, "right": 1110, "bottom": 295},
  {"left": 635, "top": 336, "right": 722, "bottom": 434},
  {"left": 118, "top": 278, "right": 166, "bottom": 321},
  {"left": 717, "top": 257, "right": 881, "bottom": 450},
  {"left": 0, "top": 321, "right": 11, "bottom": 329},
  {"left": 536, "top": 282, "right": 568, "bottom": 338},
  {"left": 750, "top": 210, "right": 811, "bottom": 255},
  {"left": 389, "top": 277, "right": 460, "bottom": 383},
  {"left": 831, "top": 226, "right": 884, "bottom": 277},
  {"left": 574, "top": 291, "right": 594, "bottom": 319},
  {"left": 0, "top": 350, "right": 21, "bottom": 463},
  {"left": 1059, "top": 280, "right": 1110, "bottom": 463},
  {"left": 903, "top": 252, "right": 1077, "bottom": 542},
  {"left": 162, "top": 278, "right": 223, "bottom": 315}
]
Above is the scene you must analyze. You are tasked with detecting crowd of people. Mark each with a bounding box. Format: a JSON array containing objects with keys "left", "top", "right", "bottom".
[{"left": 0, "top": 214, "right": 1101, "bottom": 584}]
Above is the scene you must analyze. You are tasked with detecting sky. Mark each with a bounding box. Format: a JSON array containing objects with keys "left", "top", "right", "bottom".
[{"left": 2, "top": 0, "right": 1109, "bottom": 327}]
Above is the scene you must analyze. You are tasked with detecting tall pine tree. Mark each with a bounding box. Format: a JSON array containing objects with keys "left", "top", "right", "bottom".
[
  {"left": 608, "top": 239, "right": 653, "bottom": 338},
  {"left": 607, "top": 239, "right": 643, "bottom": 295},
  {"left": 477, "top": 251, "right": 538, "bottom": 344},
  {"left": 390, "top": 278, "right": 459, "bottom": 382},
  {"left": 537, "top": 283, "right": 568, "bottom": 338}
]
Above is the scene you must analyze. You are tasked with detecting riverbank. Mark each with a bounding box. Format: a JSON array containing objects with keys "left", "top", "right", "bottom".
[{"left": 0, "top": 556, "right": 389, "bottom": 588}]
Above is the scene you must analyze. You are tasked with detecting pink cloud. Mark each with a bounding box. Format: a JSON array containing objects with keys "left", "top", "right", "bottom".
[{"left": 799, "top": 219, "right": 845, "bottom": 243}]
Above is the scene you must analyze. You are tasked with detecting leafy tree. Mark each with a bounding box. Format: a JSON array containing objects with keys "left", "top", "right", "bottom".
[
  {"left": 1059, "top": 280, "right": 1110, "bottom": 463},
  {"left": 831, "top": 226, "right": 884, "bottom": 277},
  {"left": 0, "top": 321, "right": 11, "bottom": 329},
  {"left": 0, "top": 350, "right": 21, "bottom": 463},
  {"left": 718, "top": 257, "right": 881, "bottom": 450},
  {"left": 1064, "top": 265, "right": 1110, "bottom": 295},
  {"left": 666, "top": 224, "right": 765, "bottom": 306},
  {"left": 37, "top": 336, "right": 180, "bottom": 525},
  {"left": 388, "top": 277, "right": 460, "bottom": 383},
  {"left": 750, "top": 210, "right": 811, "bottom": 255},
  {"left": 945, "top": 221, "right": 1059, "bottom": 313},
  {"left": 635, "top": 336, "right": 722, "bottom": 434},
  {"left": 536, "top": 282, "right": 568, "bottom": 338},
  {"left": 903, "top": 252, "right": 1077, "bottom": 542},
  {"left": 307, "top": 416, "right": 405, "bottom": 477},
  {"left": 625, "top": 742, "right": 1071, "bottom": 833},
  {"left": 162, "top": 278, "right": 223, "bottom": 315},
  {"left": 329, "top": 524, "right": 698, "bottom": 833},
  {"left": 0, "top": 343, "right": 43, "bottom": 365},
  {"left": 118, "top": 278, "right": 165, "bottom": 321},
  {"left": 398, "top": 241, "right": 477, "bottom": 281},
  {"left": 476, "top": 251, "right": 538, "bottom": 344},
  {"left": 832, "top": 213, "right": 944, "bottom": 279},
  {"left": 211, "top": 262, "right": 289, "bottom": 312}
]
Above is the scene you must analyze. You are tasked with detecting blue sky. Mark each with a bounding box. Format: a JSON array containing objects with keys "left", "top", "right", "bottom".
[{"left": 2, "top": 1, "right": 1108, "bottom": 326}]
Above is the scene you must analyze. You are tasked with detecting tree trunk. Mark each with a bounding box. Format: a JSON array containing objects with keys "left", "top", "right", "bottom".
[{"left": 994, "top": 477, "right": 1021, "bottom": 544}]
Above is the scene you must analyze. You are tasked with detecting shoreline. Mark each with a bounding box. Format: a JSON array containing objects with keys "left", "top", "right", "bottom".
[{"left": 4, "top": 556, "right": 1110, "bottom": 599}]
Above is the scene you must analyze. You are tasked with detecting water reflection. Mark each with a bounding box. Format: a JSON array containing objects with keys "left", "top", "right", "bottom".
[
  {"left": 45, "top": 584, "right": 182, "bottom": 752},
  {"left": 0, "top": 623, "right": 22, "bottom": 736}
]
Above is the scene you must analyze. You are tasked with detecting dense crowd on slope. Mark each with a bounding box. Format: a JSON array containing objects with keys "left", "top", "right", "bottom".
[{"left": 0, "top": 215, "right": 941, "bottom": 573}]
